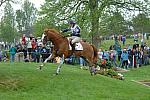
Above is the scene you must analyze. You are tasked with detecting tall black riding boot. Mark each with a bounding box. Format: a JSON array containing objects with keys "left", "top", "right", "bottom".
[{"left": 72, "top": 44, "right": 75, "bottom": 51}]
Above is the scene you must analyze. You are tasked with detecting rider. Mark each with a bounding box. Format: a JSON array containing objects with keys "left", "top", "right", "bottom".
[{"left": 62, "top": 20, "right": 81, "bottom": 50}]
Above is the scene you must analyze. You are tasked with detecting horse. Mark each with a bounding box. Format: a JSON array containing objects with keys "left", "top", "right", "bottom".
[{"left": 40, "top": 28, "right": 98, "bottom": 75}]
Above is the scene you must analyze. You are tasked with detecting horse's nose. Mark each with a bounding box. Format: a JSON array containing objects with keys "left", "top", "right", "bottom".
[{"left": 41, "top": 33, "right": 46, "bottom": 40}]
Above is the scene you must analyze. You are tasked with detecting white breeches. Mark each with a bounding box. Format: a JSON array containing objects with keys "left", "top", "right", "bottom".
[{"left": 70, "top": 36, "right": 81, "bottom": 44}]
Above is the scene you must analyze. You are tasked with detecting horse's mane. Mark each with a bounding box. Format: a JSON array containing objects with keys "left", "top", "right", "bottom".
[{"left": 47, "top": 28, "right": 64, "bottom": 38}]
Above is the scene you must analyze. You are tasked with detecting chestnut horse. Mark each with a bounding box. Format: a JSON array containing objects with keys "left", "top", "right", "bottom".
[{"left": 40, "top": 28, "right": 98, "bottom": 75}]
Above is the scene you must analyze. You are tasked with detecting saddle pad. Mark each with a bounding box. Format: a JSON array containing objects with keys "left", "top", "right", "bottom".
[
  {"left": 75, "top": 42, "right": 83, "bottom": 50},
  {"left": 69, "top": 43, "right": 83, "bottom": 50},
  {"left": 67, "top": 38, "right": 83, "bottom": 50}
]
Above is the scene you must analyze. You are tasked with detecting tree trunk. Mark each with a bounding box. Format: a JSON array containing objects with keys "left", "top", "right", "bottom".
[{"left": 89, "top": 0, "right": 99, "bottom": 48}]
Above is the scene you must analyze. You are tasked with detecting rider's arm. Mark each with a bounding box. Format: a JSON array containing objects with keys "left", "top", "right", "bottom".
[
  {"left": 62, "top": 28, "right": 71, "bottom": 33},
  {"left": 74, "top": 26, "right": 80, "bottom": 33}
]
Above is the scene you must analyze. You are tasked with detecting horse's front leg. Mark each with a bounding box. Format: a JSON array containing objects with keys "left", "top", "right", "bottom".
[
  {"left": 56, "top": 54, "right": 64, "bottom": 75},
  {"left": 39, "top": 53, "right": 55, "bottom": 70}
]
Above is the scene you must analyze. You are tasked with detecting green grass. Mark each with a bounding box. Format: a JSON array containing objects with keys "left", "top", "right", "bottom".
[{"left": 0, "top": 62, "right": 150, "bottom": 100}]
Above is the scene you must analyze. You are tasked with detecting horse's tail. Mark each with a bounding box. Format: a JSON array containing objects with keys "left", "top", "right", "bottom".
[{"left": 91, "top": 44, "right": 98, "bottom": 64}]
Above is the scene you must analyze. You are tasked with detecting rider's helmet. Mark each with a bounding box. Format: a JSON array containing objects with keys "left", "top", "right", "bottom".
[{"left": 68, "top": 20, "right": 76, "bottom": 24}]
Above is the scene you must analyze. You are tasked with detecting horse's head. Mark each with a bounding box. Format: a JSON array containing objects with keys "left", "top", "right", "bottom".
[
  {"left": 42, "top": 28, "right": 65, "bottom": 46},
  {"left": 42, "top": 29, "right": 49, "bottom": 45},
  {"left": 41, "top": 33, "right": 47, "bottom": 45}
]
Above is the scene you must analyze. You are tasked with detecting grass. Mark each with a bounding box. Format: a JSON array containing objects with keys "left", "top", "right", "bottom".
[{"left": 0, "top": 62, "right": 150, "bottom": 100}]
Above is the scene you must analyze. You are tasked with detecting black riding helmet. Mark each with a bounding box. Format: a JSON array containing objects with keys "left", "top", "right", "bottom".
[{"left": 68, "top": 20, "right": 76, "bottom": 24}]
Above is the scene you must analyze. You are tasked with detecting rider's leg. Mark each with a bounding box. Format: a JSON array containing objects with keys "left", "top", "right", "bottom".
[
  {"left": 71, "top": 36, "right": 81, "bottom": 51},
  {"left": 71, "top": 36, "right": 81, "bottom": 44}
]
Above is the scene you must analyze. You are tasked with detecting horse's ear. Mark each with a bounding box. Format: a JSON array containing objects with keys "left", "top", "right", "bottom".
[{"left": 44, "top": 28, "right": 49, "bottom": 34}]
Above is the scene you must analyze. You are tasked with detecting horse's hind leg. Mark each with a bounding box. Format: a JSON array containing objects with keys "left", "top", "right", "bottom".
[
  {"left": 89, "top": 66, "right": 97, "bottom": 76},
  {"left": 56, "top": 54, "right": 64, "bottom": 75},
  {"left": 84, "top": 58, "right": 96, "bottom": 76}
]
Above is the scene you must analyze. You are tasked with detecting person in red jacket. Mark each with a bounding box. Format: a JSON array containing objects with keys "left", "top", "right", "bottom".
[{"left": 22, "top": 34, "right": 26, "bottom": 45}]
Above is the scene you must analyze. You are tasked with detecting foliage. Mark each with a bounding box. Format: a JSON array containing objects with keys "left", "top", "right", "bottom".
[
  {"left": 105, "top": 12, "right": 128, "bottom": 34},
  {"left": 22, "top": 0, "right": 37, "bottom": 30},
  {"left": 132, "top": 13, "right": 150, "bottom": 33},
  {"left": 16, "top": 9, "right": 26, "bottom": 33},
  {"left": 16, "top": 0, "right": 37, "bottom": 36},
  {"left": 0, "top": 1, "right": 17, "bottom": 42},
  {"left": 36, "top": 0, "right": 150, "bottom": 47},
  {"left": 0, "top": 0, "right": 17, "bottom": 7}
]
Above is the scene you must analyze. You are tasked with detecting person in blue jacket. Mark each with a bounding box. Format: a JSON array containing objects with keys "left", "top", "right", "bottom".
[
  {"left": 9, "top": 44, "right": 17, "bottom": 63},
  {"left": 121, "top": 48, "right": 129, "bottom": 69}
]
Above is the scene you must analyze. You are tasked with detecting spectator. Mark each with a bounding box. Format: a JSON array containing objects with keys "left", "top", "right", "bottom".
[
  {"left": 103, "top": 50, "right": 109, "bottom": 61},
  {"left": 65, "top": 56, "right": 73, "bottom": 64},
  {"left": 134, "top": 33, "right": 138, "bottom": 43},
  {"left": 33, "top": 46, "right": 41, "bottom": 63},
  {"left": 135, "top": 47, "right": 141, "bottom": 68},
  {"left": 27, "top": 35, "right": 33, "bottom": 60},
  {"left": 117, "top": 45, "right": 122, "bottom": 61},
  {"left": 41, "top": 45, "right": 48, "bottom": 62},
  {"left": 143, "top": 46, "right": 149, "bottom": 65},
  {"left": 79, "top": 57, "right": 87, "bottom": 69},
  {"left": 121, "top": 35, "right": 126, "bottom": 46},
  {"left": 21, "top": 34, "right": 26, "bottom": 45},
  {"left": 22, "top": 44, "right": 28, "bottom": 60},
  {"left": 121, "top": 48, "right": 129, "bottom": 69},
  {"left": 128, "top": 48, "right": 133, "bottom": 68},
  {"left": 9, "top": 44, "right": 17, "bottom": 63},
  {"left": 110, "top": 50, "right": 118, "bottom": 67},
  {"left": 98, "top": 48, "right": 103, "bottom": 60},
  {"left": 31, "top": 38, "right": 37, "bottom": 60},
  {"left": 0, "top": 50, "right": 2, "bottom": 62},
  {"left": 16, "top": 44, "right": 24, "bottom": 62}
]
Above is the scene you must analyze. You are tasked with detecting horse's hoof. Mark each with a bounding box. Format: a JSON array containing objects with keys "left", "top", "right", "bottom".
[
  {"left": 39, "top": 64, "right": 44, "bottom": 70},
  {"left": 39, "top": 67, "right": 42, "bottom": 70},
  {"left": 36, "top": 67, "right": 40, "bottom": 70},
  {"left": 52, "top": 73, "right": 58, "bottom": 76},
  {"left": 40, "top": 64, "right": 43, "bottom": 67},
  {"left": 55, "top": 73, "right": 59, "bottom": 75}
]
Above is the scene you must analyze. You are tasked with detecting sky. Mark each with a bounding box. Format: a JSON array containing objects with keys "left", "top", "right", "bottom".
[
  {"left": 0, "top": 0, "right": 45, "bottom": 19},
  {"left": 29, "top": 0, "right": 45, "bottom": 9}
]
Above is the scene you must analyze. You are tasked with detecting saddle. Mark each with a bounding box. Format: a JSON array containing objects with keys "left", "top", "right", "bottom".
[{"left": 67, "top": 38, "right": 83, "bottom": 51}]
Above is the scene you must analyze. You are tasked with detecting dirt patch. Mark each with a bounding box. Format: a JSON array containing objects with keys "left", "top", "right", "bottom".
[
  {"left": 113, "top": 67, "right": 129, "bottom": 73},
  {"left": 132, "top": 80, "right": 150, "bottom": 87},
  {"left": 138, "top": 80, "right": 150, "bottom": 87},
  {"left": 0, "top": 77, "right": 23, "bottom": 91}
]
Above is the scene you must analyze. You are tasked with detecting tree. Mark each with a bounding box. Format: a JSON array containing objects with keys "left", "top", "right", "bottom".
[
  {"left": 15, "top": 0, "right": 37, "bottom": 36},
  {"left": 0, "top": 0, "right": 9, "bottom": 7},
  {"left": 132, "top": 13, "right": 150, "bottom": 33},
  {"left": 0, "top": 0, "right": 18, "bottom": 7},
  {"left": 0, "top": 1, "right": 17, "bottom": 42},
  {"left": 33, "top": 18, "right": 50, "bottom": 37},
  {"left": 16, "top": 9, "right": 26, "bottom": 33},
  {"left": 38, "top": 0, "right": 150, "bottom": 47},
  {"left": 107, "top": 12, "right": 127, "bottom": 34}
]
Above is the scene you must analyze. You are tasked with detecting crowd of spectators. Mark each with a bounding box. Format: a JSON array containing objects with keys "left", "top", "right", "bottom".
[
  {"left": 98, "top": 41, "right": 150, "bottom": 69},
  {"left": 0, "top": 33, "right": 149, "bottom": 70},
  {"left": 0, "top": 34, "right": 52, "bottom": 63}
]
